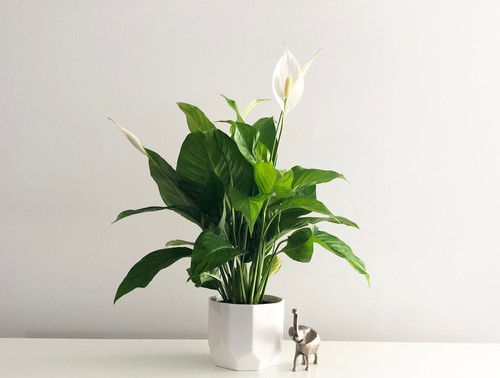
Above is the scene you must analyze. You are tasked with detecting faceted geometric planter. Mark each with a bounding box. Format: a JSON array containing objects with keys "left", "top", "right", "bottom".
[{"left": 208, "top": 295, "right": 284, "bottom": 370}]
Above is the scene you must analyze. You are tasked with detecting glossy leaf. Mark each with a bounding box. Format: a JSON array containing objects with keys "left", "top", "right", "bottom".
[
  {"left": 280, "top": 215, "right": 359, "bottom": 233},
  {"left": 190, "top": 268, "right": 222, "bottom": 290},
  {"left": 229, "top": 186, "right": 268, "bottom": 234},
  {"left": 253, "top": 117, "right": 276, "bottom": 153},
  {"left": 255, "top": 142, "right": 271, "bottom": 162},
  {"left": 145, "top": 148, "right": 203, "bottom": 227},
  {"left": 312, "top": 228, "right": 369, "bottom": 282},
  {"left": 176, "top": 129, "right": 254, "bottom": 202},
  {"left": 281, "top": 228, "right": 314, "bottom": 262},
  {"left": 189, "top": 230, "right": 242, "bottom": 278},
  {"left": 177, "top": 102, "right": 215, "bottom": 132},
  {"left": 253, "top": 117, "right": 276, "bottom": 151},
  {"left": 291, "top": 166, "right": 345, "bottom": 190},
  {"left": 232, "top": 122, "right": 259, "bottom": 164},
  {"left": 273, "top": 169, "right": 294, "bottom": 196},
  {"left": 254, "top": 162, "right": 277, "bottom": 194},
  {"left": 114, "top": 247, "right": 192, "bottom": 303},
  {"left": 112, "top": 206, "right": 167, "bottom": 224},
  {"left": 269, "top": 197, "right": 333, "bottom": 217}
]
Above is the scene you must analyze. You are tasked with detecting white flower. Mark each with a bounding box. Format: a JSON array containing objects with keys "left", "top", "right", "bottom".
[
  {"left": 108, "top": 117, "right": 146, "bottom": 155},
  {"left": 272, "top": 44, "right": 319, "bottom": 113}
]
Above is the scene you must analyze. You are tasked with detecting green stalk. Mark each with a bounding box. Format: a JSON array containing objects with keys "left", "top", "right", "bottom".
[
  {"left": 236, "top": 257, "right": 247, "bottom": 303},
  {"left": 218, "top": 268, "right": 230, "bottom": 302},
  {"left": 249, "top": 102, "right": 288, "bottom": 303},
  {"left": 271, "top": 111, "right": 283, "bottom": 162},
  {"left": 257, "top": 240, "right": 287, "bottom": 302},
  {"left": 272, "top": 100, "right": 287, "bottom": 166}
]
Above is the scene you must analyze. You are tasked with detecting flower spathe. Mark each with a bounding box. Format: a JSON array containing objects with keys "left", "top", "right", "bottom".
[
  {"left": 108, "top": 117, "right": 146, "bottom": 156},
  {"left": 272, "top": 45, "right": 319, "bottom": 113}
]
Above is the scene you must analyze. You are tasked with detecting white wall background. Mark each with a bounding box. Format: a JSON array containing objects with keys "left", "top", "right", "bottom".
[{"left": 1, "top": 0, "right": 499, "bottom": 342}]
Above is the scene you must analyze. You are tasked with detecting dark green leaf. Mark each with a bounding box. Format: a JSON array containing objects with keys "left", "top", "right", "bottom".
[
  {"left": 145, "top": 148, "right": 203, "bottom": 227},
  {"left": 112, "top": 206, "right": 167, "bottom": 224},
  {"left": 229, "top": 186, "right": 268, "bottom": 234},
  {"left": 189, "top": 230, "right": 242, "bottom": 278},
  {"left": 291, "top": 166, "right": 345, "bottom": 190},
  {"left": 189, "top": 268, "right": 221, "bottom": 290},
  {"left": 253, "top": 117, "right": 276, "bottom": 153},
  {"left": 232, "top": 122, "right": 259, "bottom": 164},
  {"left": 177, "top": 102, "right": 215, "bottom": 132},
  {"left": 114, "top": 247, "right": 192, "bottom": 303},
  {"left": 198, "top": 170, "right": 225, "bottom": 220},
  {"left": 281, "top": 228, "right": 314, "bottom": 262},
  {"left": 176, "top": 129, "right": 254, "bottom": 202}
]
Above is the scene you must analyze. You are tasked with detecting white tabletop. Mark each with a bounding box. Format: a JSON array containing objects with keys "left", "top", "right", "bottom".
[{"left": 0, "top": 338, "right": 499, "bottom": 377}]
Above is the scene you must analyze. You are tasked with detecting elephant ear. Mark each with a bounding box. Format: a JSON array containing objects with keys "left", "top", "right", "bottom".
[{"left": 304, "top": 329, "right": 318, "bottom": 344}]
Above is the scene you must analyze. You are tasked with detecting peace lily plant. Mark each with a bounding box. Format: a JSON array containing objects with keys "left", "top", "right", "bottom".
[{"left": 111, "top": 46, "right": 369, "bottom": 305}]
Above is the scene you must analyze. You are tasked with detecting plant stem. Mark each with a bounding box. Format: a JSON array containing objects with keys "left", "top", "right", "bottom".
[
  {"left": 272, "top": 100, "right": 287, "bottom": 166},
  {"left": 257, "top": 239, "right": 286, "bottom": 302}
]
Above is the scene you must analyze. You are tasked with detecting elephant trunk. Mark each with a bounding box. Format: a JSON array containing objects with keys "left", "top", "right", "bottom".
[{"left": 292, "top": 309, "right": 299, "bottom": 337}]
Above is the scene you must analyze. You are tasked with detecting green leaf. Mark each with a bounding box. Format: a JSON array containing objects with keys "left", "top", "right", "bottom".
[
  {"left": 176, "top": 129, "right": 254, "bottom": 202},
  {"left": 221, "top": 95, "right": 243, "bottom": 122},
  {"left": 146, "top": 149, "right": 190, "bottom": 206},
  {"left": 312, "top": 228, "right": 369, "bottom": 283},
  {"left": 189, "top": 268, "right": 222, "bottom": 290},
  {"left": 229, "top": 186, "right": 268, "bottom": 234},
  {"left": 269, "top": 197, "right": 333, "bottom": 217},
  {"left": 253, "top": 117, "right": 276, "bottom": 153},
  {"left": 253, "top": 162, "right": 294, "bottom": 198},
  {"left": 112, "top": 206, "right": 167, "bottom": 224},
  {"left": 255, "top": 142, "right": 271, "bottom": 162},
  {"left": 281, "top": 228, "right": 314, "bottom": 262},
  {"left": 215, "top": 201, "right": 229, "bottom": 240},
  {"left": 263, "top": 255, "right": 282, "bottom": 276},
  {"left": 114, "top": 247, "right": 192, "bottom": 303},
  {"left": 232, "top": 122, "right": 259, "bottom": 164},
  {"left": 241, "top": 99, "right": 269, "bottom": 121},
  {"left": 254, "top": 162, "right": 277, "bottom": 194},
  {"left": 274, "top": 169, "right": 294, "bottom": 196},
  {"left": 280, "top": 215, "right": 359, "bottom": 233},
  {"left": 291, "top": 166, "right": 345, "bottom": 190},
  {"left": 165, "top": 239, "right": 195, "bottom": 247},
  {"left": 177, "top": 102, "right": 215, "bottom": 132},
  {"left": 145, "top": 148, "right": 203, "bottom": 227},
  {"left": 198, "top": 170, "right": 225, "bottom": 220},
  {"left": 189, "top": 230, "right": 243, "bottom": 278}
]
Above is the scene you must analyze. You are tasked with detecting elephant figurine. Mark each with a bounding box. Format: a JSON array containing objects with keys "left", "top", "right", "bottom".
[{"left": 288, "top": 308, "right": 320, "bottom": 372}]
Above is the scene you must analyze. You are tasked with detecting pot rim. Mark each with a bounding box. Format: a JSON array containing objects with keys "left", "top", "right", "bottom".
[{"left": 209, "top": 295, "right": 283, "bottom": 306}]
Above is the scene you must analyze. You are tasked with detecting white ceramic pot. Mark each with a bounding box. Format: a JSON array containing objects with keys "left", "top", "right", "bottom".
[{"left": 208, "top": 295, "right": 284, "bottom": 371}]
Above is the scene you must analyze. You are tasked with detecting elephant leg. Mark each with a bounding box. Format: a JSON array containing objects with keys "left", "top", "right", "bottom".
[
  {"left": 292, "top": 351, "right": 300, "bottom": 372},
  {"left": 304, "top": 354, "right": 310, "bottom": 371},
  {"left": 314, "top": 352, "right": 318, "bottom": 364}
]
